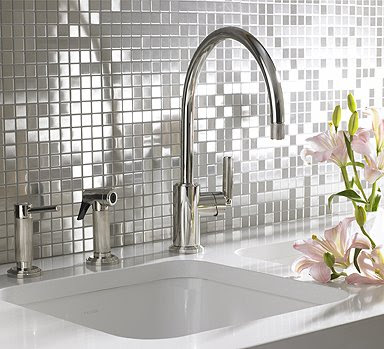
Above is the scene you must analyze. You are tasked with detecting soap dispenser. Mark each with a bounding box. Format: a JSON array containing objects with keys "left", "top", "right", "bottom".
[{"left": 8, "top": 203, "right": 60, "bottom": 278}]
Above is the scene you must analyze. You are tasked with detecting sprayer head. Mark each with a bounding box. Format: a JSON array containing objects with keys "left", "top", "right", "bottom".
[{"left": 77, "top": 188, "right": 117, "bottom": 220}]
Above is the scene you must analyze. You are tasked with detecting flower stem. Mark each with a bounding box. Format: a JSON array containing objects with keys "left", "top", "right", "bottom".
[
  {"left": 340, "top": 166, "right": 357, "bottom": 209},
  {"left": 349, "top": 135, "right": 368, "bottom": 202},
  {"left": 340, "top": 166, "right": 351, "bottom": 189},
  {"left": 368, "top": 181, "right": 378, "bottom": 212},
  {"left": 330, "top": 266, "right": 347, "bottom": 280},
  {"left": 340, "top": 166, "right": 375, "bottom": 248},
  {"left": 360, "top": 225, "right": 376, "bottom": 249}
]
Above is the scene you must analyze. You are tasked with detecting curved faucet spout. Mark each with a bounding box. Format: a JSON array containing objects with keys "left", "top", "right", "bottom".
[
  {"left": 171, "top": 27, "right": 286, "bottom": 254},
  {"left": 181, "top": 27, "right": 285, "bottom": 185}
]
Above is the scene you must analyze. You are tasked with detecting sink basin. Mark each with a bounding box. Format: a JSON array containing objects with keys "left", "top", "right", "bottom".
[
  {"left": 0, "top": 260, "right": 348, "bottom": 339},
  {"left": 236, "top": 240, "right": 300, "bottom": 266}
]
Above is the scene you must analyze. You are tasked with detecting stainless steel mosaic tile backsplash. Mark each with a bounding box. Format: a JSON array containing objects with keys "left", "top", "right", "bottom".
[{"left": 0, "top": 0, "right": 383, "bottom": 264}]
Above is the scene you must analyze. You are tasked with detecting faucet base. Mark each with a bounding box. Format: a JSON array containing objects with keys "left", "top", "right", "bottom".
[
  {"left": 86, "top": 252, "right": 119, "bottom": 265},
  {"left": 7, "top": 265, "right": 42, "bottom": 279},
  {"left": 169, "top": 244, "right": 204, "bottom": 254}
]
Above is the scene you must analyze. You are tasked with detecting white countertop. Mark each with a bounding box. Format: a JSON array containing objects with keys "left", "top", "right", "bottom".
[{"left": 1, "top": 214, "right": 383, "bottom": 349}]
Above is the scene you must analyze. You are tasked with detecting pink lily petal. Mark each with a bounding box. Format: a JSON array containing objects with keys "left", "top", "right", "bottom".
[
  {"left": 364, "top": 166, "right": 384, "bottom": 184},
  {"left": 351, "top": 128, "right": 374, "bottom": 158},
  {"left": 344, "top": 233, "right": 371, "bottom": 264},
  {"left": 300, "top": 148, "right": 332, "bottom": 164},
  {"left": 306, "top": 133, "right": 333, "bottom": 151},
  {"left": 355, "top": 128, "right": 372, "bottom": 142},
  {"left": 368, "top": 107, "right": 381, "bottom": 132},
  {"left": 362, "top": 145, "right": 384, "bottom": 183},
  {"left": 346, "top": 248, "right": 384, "bottom": 284},
  {"left": 332, "top": 144, "right": 348, "bottom": 165},
  {"left": 373, "top": 264, "right": 384, "bottom": 278},
  {"left": 332, "top": 131, "right": 349, "bottom": 165},
  {"left": 301, "top": 131, "right": 348, "bottom": 167},
  {"left": 346, "top": 273, "right": 384, "bottom": 285},
  {"left": 377, "top": 120, "right": 384, "bottom": 150},
  {"left": 356, "top": 251, "right": 378, "bottom": 278},
  {"left": 292, "top": 256, "right": 315, "bottom": 273},
  {"left": 324, "top": 217, "right": 354, "bottom": 253},
  {"left": 322, "top": 223, "right": 341, "bottom": 244},
  {"left": 348, "top": 233, "right": 371, "bottom": 250},
  {"left": 293, "top": 239, "right": 325, "bottom": 262},
  {"left": 367, "top": 108, "right": 384, "bottom": 150},
  {"left": 309, "top": 262, "right": 332, "bottom": 283},
  {"left": 370, "top": 246, "right": 384, "bottom": 264}
]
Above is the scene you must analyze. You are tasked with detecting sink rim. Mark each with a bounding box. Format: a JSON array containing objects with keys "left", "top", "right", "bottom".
[
  {"left": 0, "top": 250, "right": 354, "bottom": 348},
  {"left": 0, "top": 259, "right": 349, "bottom": 308}
]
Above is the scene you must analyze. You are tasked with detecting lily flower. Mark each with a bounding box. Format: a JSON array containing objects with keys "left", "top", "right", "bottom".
[
  {"left": 292, "top": 217, "right": 371, "bottom": 283},
  {"left": 363, "top": 151, "right": 384, "bottom": 184},
  {"left": 346, "top": 247, "right": 384, "bottom": 285},
  {"left": 350, "top": 128, "right": 374, "bottom": 159},
  {"left": 301, "top": 129, "right": 348, "bottom": 167},
  {"left": 366, "top": 107, "right": 384, "bottom": 153},
  {"left": 351, "top": 126, "right": 384, "bottom": 184}
]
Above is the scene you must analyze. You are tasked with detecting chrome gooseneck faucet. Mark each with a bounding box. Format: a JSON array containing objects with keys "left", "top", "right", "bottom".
[{"left": 170, "top": 27, "right": 285, "bottom": 254}]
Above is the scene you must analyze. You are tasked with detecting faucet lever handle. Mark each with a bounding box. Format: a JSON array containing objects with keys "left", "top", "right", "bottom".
[
  {"left": 29, "top": 205, "right": 60, "bottom": 214},
  {"left": 14, "top": 203, "right": 60, "bottom": 219},
  {"left": 222, "top": 156, "right": 233, "bottom": 205}
]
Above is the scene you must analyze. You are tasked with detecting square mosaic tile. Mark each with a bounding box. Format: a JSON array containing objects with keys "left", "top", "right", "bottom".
[{"left": 0, "top": 0, "right": 382, "bottom": 264}]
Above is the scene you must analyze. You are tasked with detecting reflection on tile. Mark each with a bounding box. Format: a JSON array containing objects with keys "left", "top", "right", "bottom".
[{"left": 0, "top": 0, "right": 382, "bottom": 264}]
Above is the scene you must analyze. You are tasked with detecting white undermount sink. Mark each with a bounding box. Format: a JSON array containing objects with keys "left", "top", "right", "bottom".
[{"left": 0, "top": 260, "right": 348, "bottom": 339}]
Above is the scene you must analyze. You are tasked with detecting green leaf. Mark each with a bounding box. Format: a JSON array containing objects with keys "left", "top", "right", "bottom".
[
  {"left": 346, "top": 161, "right": 365, "bottom": 169},
  {"left": 353, "top": 248, "right": 362, "bottom": 273},
  {"left": 372, "top": 194, "right": 381, "bottom": 212},
  {"left": 343, "top": 132, "right": 354, "bottom": 161},
  {"left": 328, "top": 189, "right": 367, "bottom": 209}
]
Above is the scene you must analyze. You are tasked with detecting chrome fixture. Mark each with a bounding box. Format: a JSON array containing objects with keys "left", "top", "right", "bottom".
[
  {"left": 171, "top": 27, "right": 285, "bottom": 254},
  {"left": 8, "top": 203, "right": 60, "bottom": 278},
  {"left": 77, "top": 188, "right": 119, "bottom": 265}
]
